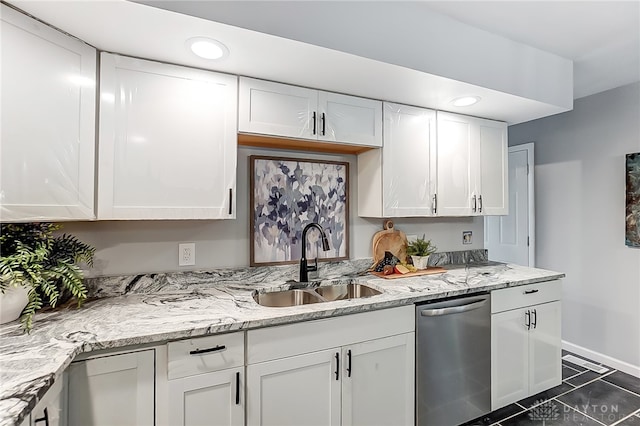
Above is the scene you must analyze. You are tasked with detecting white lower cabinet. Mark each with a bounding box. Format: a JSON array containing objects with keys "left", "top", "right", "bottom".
[
  {"left": 491, "top": 282, "right": 562, "bottom": 410},
  {"left": 30, "top": 373, "right": 67, "bottom": 426},
  {"left": 67, "top": 349, "right": 155, "bottom": 426},
  {"left": 341, "top": 334, "right": 414, "bottom": 426},
  {"left": 246, "top": 306, "right": 415, "bottom": 426},
  {"left": 246, "top": 349, "right": 341, "bottom": 426},
  {"left": 168, "top": 367, "right": 244, "bottom": 426},
  {"left": 167, "top": 332, "right": 245, "bottom": 426}
]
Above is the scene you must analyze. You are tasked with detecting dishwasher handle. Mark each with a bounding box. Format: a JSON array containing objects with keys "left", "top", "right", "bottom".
[{"left": 420, "top": 299, "right": 487, "bottom": 317}]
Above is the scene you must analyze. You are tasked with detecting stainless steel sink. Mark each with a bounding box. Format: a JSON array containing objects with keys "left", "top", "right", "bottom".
[
  {"left": 315, "top": 283, "right": 382, "bottom": 301},
  {"left": 253, "top": 283, "right": 382, "bottom": 307},
  {"left": 253, "top": 289, "right": 324, "bottom": 307}
]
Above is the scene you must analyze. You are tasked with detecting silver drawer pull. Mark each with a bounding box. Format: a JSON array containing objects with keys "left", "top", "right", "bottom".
[{"left": 190, "top": 345, "right": 226, "bottom": 355}]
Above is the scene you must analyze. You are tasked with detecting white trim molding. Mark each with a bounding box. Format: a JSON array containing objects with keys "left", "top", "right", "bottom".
[{"left": 562, "top": 340, "right": 640, "bottom": 378}]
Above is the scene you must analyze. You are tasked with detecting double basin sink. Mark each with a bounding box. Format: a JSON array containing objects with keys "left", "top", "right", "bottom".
[{"left": 254, "top": 283, "right": 382, "bottom": 307}]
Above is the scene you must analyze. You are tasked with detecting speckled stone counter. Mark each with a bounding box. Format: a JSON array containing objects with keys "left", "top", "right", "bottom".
[{"left": 0, "top": 254, "right": 564, "bottom": 426}]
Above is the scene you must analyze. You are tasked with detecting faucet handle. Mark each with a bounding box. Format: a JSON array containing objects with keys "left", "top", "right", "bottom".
[{"left": 308, "top": 256, "right": 318, "bottom": 272}]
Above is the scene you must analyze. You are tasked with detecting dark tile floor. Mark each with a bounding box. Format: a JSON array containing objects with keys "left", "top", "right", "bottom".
[{"left": 463, "top": 351, "right": 640, "bottom": 426}]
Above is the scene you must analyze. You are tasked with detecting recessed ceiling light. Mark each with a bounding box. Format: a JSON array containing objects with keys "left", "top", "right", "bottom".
[
  {"left": 186, "top": 37, "right": 229, "bottom": 60},
  {"left": 451, "top": 96, "right": 481, "bottom": 107}
]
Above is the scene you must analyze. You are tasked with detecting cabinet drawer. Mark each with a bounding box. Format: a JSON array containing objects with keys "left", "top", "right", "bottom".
[
  {"left": 491, "top": 280, "right": 562, "bottom": 313},
  {"left": 247, "top": 305, "right": 414, "bottom": 364},
  {"left": 168, "top": 332, "right": 244, "bottom": 380}
]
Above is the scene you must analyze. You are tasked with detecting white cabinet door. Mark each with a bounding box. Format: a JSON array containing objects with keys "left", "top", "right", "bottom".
[
  {"left": 0, "top": 4, "right": 96, "bottom": 222},
  {"left": 529, "top": 301, "right": 562, "bottom": 395},
  {"left": 382, "top": 103, "right": 436, "bottom": 216},
  {"left": 357, "top": 103, "right": 436, "bottom": 218},
  {"left": 98, "top": 53, "right": 237, "bottom": 219},
  {"left": 169, "top": 367, "right": 243, "bottom": 426},
  {"left": 491, "top": 308, "right": 529, "bottom": 409},
  {"left": 318, "top": 92, "right": 382, "bottom": 147},
  {"left": 435, "top": 112, "right": 475, "bottom": 216},
  {"left": 31, "top": 373, "right": 67, "bottom": 426},
  {"left": 342, "top": 333, "right": 414, "bottom": 426},
  {"left": 238, "top": 77, "right": 317, "bottom": 140},
  {"left": 478, "top": 119, "right": 508, "bottom": 215},
  {"left": 246, "top": 349, "right": 341, "bottom": 426},
  {"left": 436, "top": 111, "right": 508, "bottom": 217},
  {"left": 68, "top": 350, "right": 155, "bottom": 426}
]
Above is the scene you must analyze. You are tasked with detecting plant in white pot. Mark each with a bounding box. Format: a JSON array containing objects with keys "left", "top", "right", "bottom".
[
  {"left": 0, "top": 223, "right": 94, "bottom": 332},
  {"left": 406, "top": 236, "right": 437, "bottom": 270}
]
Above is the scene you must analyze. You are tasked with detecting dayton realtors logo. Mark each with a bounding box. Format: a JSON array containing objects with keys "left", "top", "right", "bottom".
[
  {"left": 529, "top": 400, "right": 560, "bottom": 423},
  {"left": 527, "top": 399, "right": 623, "bottom": 424}
]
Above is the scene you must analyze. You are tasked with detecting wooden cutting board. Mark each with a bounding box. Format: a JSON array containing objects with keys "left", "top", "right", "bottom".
[
  {"left": 370, "top": 267, "right": 447, "bottom": 279},
  {"left": 371, "top": 220, "right": 408, "bottom": 267}
]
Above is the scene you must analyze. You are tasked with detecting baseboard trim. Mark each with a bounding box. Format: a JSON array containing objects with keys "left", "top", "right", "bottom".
[{"left": 562, "top": 340, "right": 640, "bottom": 378}]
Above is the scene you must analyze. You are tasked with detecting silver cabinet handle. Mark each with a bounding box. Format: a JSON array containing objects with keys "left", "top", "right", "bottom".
[
  {"left": 432, "top": 194, "right": 437, "bottom": 214},
  {"left": 420, "top": 299, "right": 487, "bottom": 317},
  {"left": 478, "top": 195, "right": 483, "bottom": 213},
  {"left": 472, "top": 195, "right": 477, "bottom": 212},
  {"left": 525, "top": 310, "right": 531, "bottom": 330}
]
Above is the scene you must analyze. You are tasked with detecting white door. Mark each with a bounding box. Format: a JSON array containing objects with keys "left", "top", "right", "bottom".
[
  {"left": 382, "top": 103, "right": 436, "bottom": 217},
  {"left": 98, "top": 53, "right": 237, "bottom": 219},
  {"left": 68, "top": 350, "right": 155, "bottom": 426},
  {"left": 491, "top": 308, "right": 529, "bottom": 409},
  {"left": 169, "top": 367, "right": 243, "bottom": 426},
  {"left": 0, "top": 4, "right": 96, "bottom": 222},
  {"left": 342, "top": 334, "right": 415, "bottom": 426},
  {"left": 246, "top": 349, "right": 341, "bottom": 426},
  {"left": 435, "top": 112, "right": 474, "bottom": 216},
  {"left": 238, "top": 77, "right": 318, "bottom": 140},
  {"left": 485, "top": 143, "right": 534, "bottom": 266},
  {"left": 478, "top": 119, "right": 508, "bottom": 215},
  {"left": 528, "top": 301, "right": 562, "bottom": 395},
  {"left": 318, "top": 92, "right": 382, "bottom": 147}
]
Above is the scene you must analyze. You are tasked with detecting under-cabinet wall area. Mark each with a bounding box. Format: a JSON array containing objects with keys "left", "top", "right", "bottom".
[{"left": 61, "top": 146, "right": 484, "bottom": 277}]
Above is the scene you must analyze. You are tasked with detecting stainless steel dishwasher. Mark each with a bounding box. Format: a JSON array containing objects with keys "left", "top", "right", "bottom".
[{"left": 415, "top": 293, "right": 491, "bottom": 426}]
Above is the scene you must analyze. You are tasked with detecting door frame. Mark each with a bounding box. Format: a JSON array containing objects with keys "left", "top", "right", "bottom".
[{"left": 510, "top": 142, "right": 535, "bottom": 267}]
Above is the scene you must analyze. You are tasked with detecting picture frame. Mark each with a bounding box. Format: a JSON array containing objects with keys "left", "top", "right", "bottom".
[
  {"left": 626, "top": 152, "right": 640, "bottom": 248},
  {"left": 249, "top": 155, "right": 349, "bottom": 266}
]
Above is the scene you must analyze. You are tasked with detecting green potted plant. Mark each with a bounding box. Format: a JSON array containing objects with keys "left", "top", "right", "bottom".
[
  {"left": 406, "top": 235, "right": 437, "bottom": 270},
  {"left": 0, "top": 223, "right": 94, "bottom": 332}
]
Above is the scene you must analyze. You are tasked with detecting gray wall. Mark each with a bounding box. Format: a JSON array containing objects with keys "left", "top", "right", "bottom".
[
  {"left": 63, "top": 146, "right": 483, "bottom": 277},
  {"left": 509, "top": 82, "right": 640, "bottom": 370}
]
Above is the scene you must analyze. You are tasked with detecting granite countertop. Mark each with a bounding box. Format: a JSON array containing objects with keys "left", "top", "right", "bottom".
[{"left": 0, "top": 257, "right": 564, "bottom": 426}]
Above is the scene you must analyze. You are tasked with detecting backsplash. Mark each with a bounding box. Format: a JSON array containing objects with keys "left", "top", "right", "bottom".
[{"left": 83, "top": 249, "right": 488, "bottom": 298}]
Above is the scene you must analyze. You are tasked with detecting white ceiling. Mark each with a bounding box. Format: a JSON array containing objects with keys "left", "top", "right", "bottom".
[{"left": 142, "top": 0, "right": 640, "bottom": 100}]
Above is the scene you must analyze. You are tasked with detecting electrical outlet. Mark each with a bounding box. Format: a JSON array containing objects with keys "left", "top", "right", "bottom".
[
  {"left": 179, "top": 243, "right": 196, "bottom": 266},
  {"left": 407, "top": 234, "right": 418, "bottom": 243}
]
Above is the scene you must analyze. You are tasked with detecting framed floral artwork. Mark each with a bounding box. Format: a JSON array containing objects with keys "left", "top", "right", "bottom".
[
  {"left": 249, "top": 155, "right": 349, "bottom": 266},
  {"left": 626, "top": 152, "right": 640, "bottom": 248}
]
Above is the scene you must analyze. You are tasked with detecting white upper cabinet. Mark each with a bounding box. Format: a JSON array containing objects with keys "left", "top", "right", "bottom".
[
  {"left": 478, "top": 119, "right": 509, "bottom": 215},
  {"left": 435, "top": 112, "right": 508, "bottom": 216},
  {"left": 358, "top": 103, "right": 436, "bottom": 217},
  {"left": 0, "top": 5, "right": 96, "bottom": 222},
  {"left": 239, "top": 77, "right": 382, "bottom": 147},
  {"left": 318, "top": 91, "right": 383, "bottom": 146},
  {"left": 98, "top": 53, "right": 237, "bottom": 220},
  {"left": 238, "top": 78, "right": 317, "bottom": 140}
]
